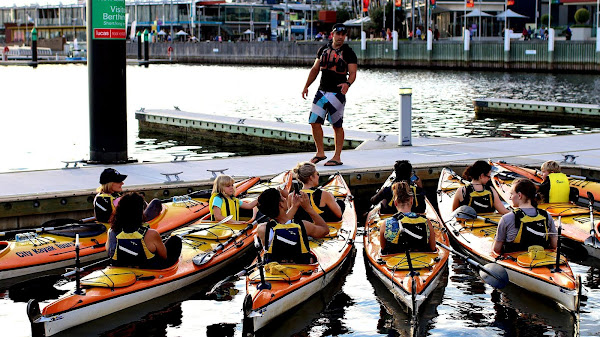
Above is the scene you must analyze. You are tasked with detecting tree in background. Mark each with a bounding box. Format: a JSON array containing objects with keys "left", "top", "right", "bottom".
[
  {"left": 368, "top": 1, "right": 404, "bottom": 34},
  {"left": 574, "top": 8, "right": 590, "bottom": 26},
  {"left": 337, "top": 3, "right": 351, "bottom": 23}
]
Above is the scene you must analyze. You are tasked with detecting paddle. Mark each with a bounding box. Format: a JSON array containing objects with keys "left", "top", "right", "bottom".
[
  {"left": 0, "top": 218, "right": 83, "bottom": 237},
  {"left": 584, "top": 191, "right": 600, "bottom": 249},
  {"left": 177, "top": 215, "right": 233, "bottom": 238},
  {"left": 452, "top": 206, "right": 499, "bottom": 225},
  {"left": 437, "top": 242, "right": 508, "bottom": 289}
]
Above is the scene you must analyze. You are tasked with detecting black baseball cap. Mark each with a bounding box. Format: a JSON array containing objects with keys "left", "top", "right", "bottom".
[
  {"left": 332, "top": 23, "right": 347, "bottom": 33},
  {"left": 99, "top": 168, "right": 127, "bottom": 184}
]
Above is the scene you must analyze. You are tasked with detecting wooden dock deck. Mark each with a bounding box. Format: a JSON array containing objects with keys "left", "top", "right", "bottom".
[
  {"left": 3, "top": 130, "right": 600, "bottom": 229},
  {"left": 474, "top": 98, "right": 600, "bottom": 124}
]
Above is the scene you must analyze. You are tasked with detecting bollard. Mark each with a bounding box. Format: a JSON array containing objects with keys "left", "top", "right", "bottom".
[
  {"left": 137, "top": 31, "right": 142, "bottom": 60},
  {"left": 392, "top": 30, "right": 398, "bottom": 51},
  {"left": 361, "top": 31, "right": 366, "bottom": 51},
  {"left": 143, "top": 29, "right": 149, "bottom": 63},
  {"left": 398, "top": 88, "right": 412, "bottom": 146},
  {"left": 2, "top": 46, "right": 7, "bottom": 61},
  {"left": 427, "top": 29, "right": 433, "bottom": 51},
  {"left": 31, "top": 27, "right": 38, "bottom": 66}
]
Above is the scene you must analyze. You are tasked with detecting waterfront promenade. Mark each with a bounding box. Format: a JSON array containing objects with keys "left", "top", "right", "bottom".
[{"left": 126, "top": 39, "right": 600, "bottom": 72}]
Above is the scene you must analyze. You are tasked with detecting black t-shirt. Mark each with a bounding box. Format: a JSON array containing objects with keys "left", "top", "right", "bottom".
[{"left": 316, "top": 42, "right": 357, "bottom": 93}]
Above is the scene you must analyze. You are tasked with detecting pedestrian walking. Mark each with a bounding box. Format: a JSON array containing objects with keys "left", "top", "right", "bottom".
[{"left": 301, "top": 23, "right": 357, "bottom": 167}]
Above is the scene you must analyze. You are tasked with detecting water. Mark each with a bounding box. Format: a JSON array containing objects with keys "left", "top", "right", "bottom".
[
  {"left": 1, "top": 65, "right": 600, "bottom": 172},
  {"left": 1, "top": 239, "right": 598, "bottom": 336}
]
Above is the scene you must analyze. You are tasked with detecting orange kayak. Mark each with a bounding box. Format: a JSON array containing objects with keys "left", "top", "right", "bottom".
[
  {"left": 494, "top": 161, "right": 600, "bottom": 202},
  {"left": 27, "top": 216, "right": 258, "bottom": 337},
  {"left": 0, "top": 176, "right": 259, "bottom": 280},
  {"left": 438, "top": 167, "right": 581, "bottom": 312},
  {"left": 243, "top": 173, "right": 357, "bottom": 332},
  {"left": 491, "top": 162, "right": 600, "bottom": 259},
  {"left": 364, "top": 172, "right": 449, "bottom": 317}
]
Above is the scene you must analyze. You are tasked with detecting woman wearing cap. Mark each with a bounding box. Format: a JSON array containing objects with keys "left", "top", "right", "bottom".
[
  {"left": 95, "top": 168, "right": 127, "bottom": 223},
  {"left": 94, "top": 168, "right": 162, "bottom": 223}
]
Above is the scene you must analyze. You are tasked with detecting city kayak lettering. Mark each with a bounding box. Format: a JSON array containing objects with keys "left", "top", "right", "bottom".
[{"left": 15, "top": 242, "right": 75, "bottom": 258}]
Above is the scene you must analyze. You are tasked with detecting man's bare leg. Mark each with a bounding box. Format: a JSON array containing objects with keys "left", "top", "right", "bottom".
[{"left": 311, "top": 123, "right": 326, "bottom": 160}]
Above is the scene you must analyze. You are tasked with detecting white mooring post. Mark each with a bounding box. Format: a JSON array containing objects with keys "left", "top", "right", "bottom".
[{"left": 398, "top": 88, "right": 412, "bottom": 146}]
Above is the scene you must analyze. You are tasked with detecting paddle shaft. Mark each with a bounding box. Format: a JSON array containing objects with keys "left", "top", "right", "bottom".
[
  {"left": 477, "top": 216, "right": 498, "bottom": 225},
  {"left": 63, "top": 257, "right": 112, "bottom": 277},
  {"left": 588, "top": 191, "right": 595, "bottom": 236},
  {"left": 436, "top": 242, "right": 504, "bottom": 283},
  {"left": 554, "top": 223, "right": 562, "bottom": 272}
]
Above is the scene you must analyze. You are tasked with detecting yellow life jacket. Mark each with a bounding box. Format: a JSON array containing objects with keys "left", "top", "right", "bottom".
[
  {"left": 547, "top": 173, "right": 570, "bottom": 203},
  {"left": 504, "top": 208, "right": 550, "bottom": 253},
  {"left": 94, "top": 192, "right": 119, "bottom": 223},
  {"left": 302, "top": 188, "right": 324, "bottom": 215},
  {"left": 382, "top": 212, "right": 430, "bottom": 254},
  {"left": 209, "top": 193, "right": 240, "bottom": 221},
  {"left": 112, "top": 226, "right": 155, "bottom": 266},
  {"left": 264, "top": 220, "right": 312, "bottom": 264},
  {"left": 462, "top": 183, "right": 494, "bottom": 214}
]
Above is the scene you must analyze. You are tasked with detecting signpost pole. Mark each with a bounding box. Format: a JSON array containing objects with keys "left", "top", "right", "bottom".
[{"left": 87, "top": 0, "right": 129, "bottom": 163}]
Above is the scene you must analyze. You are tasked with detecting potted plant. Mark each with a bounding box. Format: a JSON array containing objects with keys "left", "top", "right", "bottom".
[{"left": 571, "top": 8, "right": 591, "bottom": 40}]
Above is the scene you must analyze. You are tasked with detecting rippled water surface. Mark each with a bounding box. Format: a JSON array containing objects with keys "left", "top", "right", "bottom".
[
  {"left": 1, "top": 64, "right": 600, "bottom": 172},
  {"left": 1, "top": 240, "right": 599, "bottom": 337}
]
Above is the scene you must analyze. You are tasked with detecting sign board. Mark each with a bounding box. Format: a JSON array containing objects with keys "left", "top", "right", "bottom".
[
  {"left": 525, "top": 50, "right": 537, "bottom": 55},
  {"left": 92, "top": 0, "right": 126, "bottom": 40}
]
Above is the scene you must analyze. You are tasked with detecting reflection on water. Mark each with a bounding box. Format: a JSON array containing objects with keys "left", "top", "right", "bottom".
[
  {"left": 1, "top": 237, "right": 600, "bottom": 336},
  {"left": 1, "top": 65, "right": 600, "bottom": 171}
]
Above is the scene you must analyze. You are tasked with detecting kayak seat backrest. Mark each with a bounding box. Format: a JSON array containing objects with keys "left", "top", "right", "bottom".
[
  {"left": 0, "top": 242, "right": 9, "bottom": 258},
  {"left": 45, "top": 223, "right": 107, "bottom": 238},
  {"left": 515, "top": 251, "right": 567, "bottom": 268}
]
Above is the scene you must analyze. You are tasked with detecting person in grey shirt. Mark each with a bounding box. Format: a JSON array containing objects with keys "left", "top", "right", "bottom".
[{"left": 493, "top": 178, "right": 557, "bottom": 255}]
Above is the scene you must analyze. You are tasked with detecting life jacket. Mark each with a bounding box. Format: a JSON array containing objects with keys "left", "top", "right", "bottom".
[
  {"left": 111, "top": 226, "right": 155, "bottom": 267},
  {"left": 381, "top": 212, "right": 430, "bottom": 255},
  {"left": 209, "top": 193, "right": 240, "bottom": 221},
  {"left": 94, "top": 192, "right": 120, "bottom": 223},
  {"left": 503, "top": 208, "right": 550, "bottom": 253},
  {"left": 264, "top": 220, "right": 312, "bottom": 264},
  {"left": 319, "top": 43, "right": 350, "bottom": 75},
  {"left": 547, "top": 173, "right": 570, "bottom": 203},
  {"left": 385, "top": 184, "right": 426, "bottom": 214},
  {"left": 294, "top": 188, "right": 343, "bottom": 223},
  {"left": 461, "top": 183, "right": 494, "bottom": 214}
]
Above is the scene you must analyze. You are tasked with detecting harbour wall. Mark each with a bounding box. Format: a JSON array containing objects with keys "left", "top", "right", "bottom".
[{"left": 126, "top": 40, "right": 600, "bottom": 72}]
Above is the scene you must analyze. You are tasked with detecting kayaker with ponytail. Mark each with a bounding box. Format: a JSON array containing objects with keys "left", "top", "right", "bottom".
[
  {"left": 209, "top": 175, "right": 257, "bottom": 221},
  {"left": 371, "top": 160, "right": 426, "bottom": 214},
  {"left": 292, "top": 161, "right": 343, "bottom": 224},
  {"left": 452, "top": 160, "right": 509, "bottom": 215},
  {"left": 379, "top": 181, "right": 436, "bottom": 254},
  {"left": 538, "top": 160, "right": 579, "bottom": 204},
  {"left": 106, "top": 192, "right": 181, "bottom": 269},
  {"left": 94, "top": 168, "right": 162, "bottom": 223},
  {"left": 256, "top": 188, "right": 329, "bottom": 264},
  {"left": 493, "top": 178, "right": 557, "bottom": 255}
]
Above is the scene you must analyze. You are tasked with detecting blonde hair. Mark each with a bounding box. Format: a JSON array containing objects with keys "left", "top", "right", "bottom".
[
  {"left": 96, "top": 182, "right": 115, "bottom": 194},
  {"left": 392, "top": 181, "right": 414, "bottom": 205},
  {"left": 293, "top": 162, "right": 317, "bottom": 184},
  {"left": 541, "top": 160, "right": 561, "bottom": 173},
  {"left": 212, "top": 175, "right": 236, "bottom": 196}
]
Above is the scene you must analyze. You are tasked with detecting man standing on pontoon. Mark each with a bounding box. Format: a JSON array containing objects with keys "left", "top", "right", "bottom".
[{"left": 301, "top": 23, "right": 357, "bottom": 167}]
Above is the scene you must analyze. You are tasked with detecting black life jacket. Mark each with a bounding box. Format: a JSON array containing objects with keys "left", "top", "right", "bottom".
[
  {"left": 111, "top": 226, "right": 154, "bottom": 267},
  {"left": 94, "top": 192, "right": 120, "bottom": 223},
  {"left": 461, "top": 183, "right": 494, "bottom": 214},
  {"left": 503, "top": 208, "right": 550, "bottom": 253},
  {"left": 381, "top": 212, "right": 430, "bottom": 255},
  {"left": 264, "top": 220, "right": 312, "bottom": 264},
  {"left": 384, "top": 184, "right": 426, "bottom": 214}
]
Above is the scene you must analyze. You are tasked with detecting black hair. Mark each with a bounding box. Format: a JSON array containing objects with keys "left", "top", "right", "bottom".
[
  {"left": 257, "top": 188, "right": 281, "bottom": 220},
  {"left": 394, "top": 160, "right": 413, "bottom": 182},
  {"left": 463, "top": 160, "right": 492, "bottom": 180},
  {"left": 111, "top": 192, "right": 146, "bottom": 233}
]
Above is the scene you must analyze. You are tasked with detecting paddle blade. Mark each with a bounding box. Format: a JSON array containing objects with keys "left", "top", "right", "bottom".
[
  {"left": 479, "top": 263, "right": 509, "bottom": 289},
  {"left": 193, "top": 252, "right": 215, "bottom": 266},
  {"left": 453, "top": 206, "right": 477, "bottom": 220},
  {"left": 584, "top": 235, "right": 600, "bottom": 249}
]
